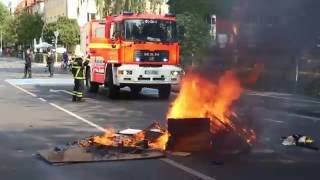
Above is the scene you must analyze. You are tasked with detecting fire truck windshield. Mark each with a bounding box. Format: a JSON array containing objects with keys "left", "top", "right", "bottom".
[{"left": 123, "top": 19, "right": 177, "bottom": 43}]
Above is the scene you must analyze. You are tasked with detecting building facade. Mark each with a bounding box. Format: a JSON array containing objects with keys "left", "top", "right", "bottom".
[
  {"left": 44, "top": 0, "right": 99, "bottom": 26},
  {"left": 15, "top": 0, "right": 44, "bottom": 14}
]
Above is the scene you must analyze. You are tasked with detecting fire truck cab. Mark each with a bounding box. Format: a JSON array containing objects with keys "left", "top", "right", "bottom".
[{"left": 81, "top": 12, "right": 182, "bottom": 99}]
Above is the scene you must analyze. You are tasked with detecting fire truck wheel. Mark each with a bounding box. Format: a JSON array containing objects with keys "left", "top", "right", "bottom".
[
  {"left": 107, "top": 68, "right": 120, "bottom": 99},
  {"left": 158, "top": 85, "right": 171, "bottom": 99},
  {"left": 86, "top": 69, "right": 99, "bottom": 93}
]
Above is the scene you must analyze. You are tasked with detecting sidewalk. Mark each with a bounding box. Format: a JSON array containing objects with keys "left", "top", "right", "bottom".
[
  {"left": 0, "top": 56, "right": 62, "bottom": 68},
  {"left": 0, "top": 56, "right": 70, "bottom": 78}
]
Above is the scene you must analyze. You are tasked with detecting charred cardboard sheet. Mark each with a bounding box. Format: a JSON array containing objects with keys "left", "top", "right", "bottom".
[
  {"left": 38, "top": 145, "right": 164, "bottom": 165},
  {"left": 38, "top": 122, "right": 167, "bottom": 165}
]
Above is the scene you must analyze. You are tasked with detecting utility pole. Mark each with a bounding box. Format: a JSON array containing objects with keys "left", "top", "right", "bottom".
[{"left": 54, "top": 30, "right": 59, "bottom": 63}]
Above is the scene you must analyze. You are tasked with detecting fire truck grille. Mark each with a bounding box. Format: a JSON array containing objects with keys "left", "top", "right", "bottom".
[{"left": 135, "top": 50, "right": 169, "bottom": 62}]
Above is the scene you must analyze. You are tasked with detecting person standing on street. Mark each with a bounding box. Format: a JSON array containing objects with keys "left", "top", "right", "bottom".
[
  {"left": 72, "top": 52, "right": 89, "bottom": 102},
  {"left": 23, "top": 48, "right": 32, "bottom": 78},
  {"left": 47, "top": 48, "right": 55, "bottom": 77},
  {"left": 61, "top": 51, "right": 69, "bottom": 71}
]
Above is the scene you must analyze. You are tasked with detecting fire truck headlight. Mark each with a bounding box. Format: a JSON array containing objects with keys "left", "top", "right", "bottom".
[
  {"left": 171, "top": 70, "right": 180, "bottom": 76},
  {"left": 163, "top": 58, "right": 168, "bottom": 62},
  {"left": 118, "top": 70, "right": 124, "bottom": 75},
  {"left": 135, "top": 57, "right": 141, "bottom": 62}
]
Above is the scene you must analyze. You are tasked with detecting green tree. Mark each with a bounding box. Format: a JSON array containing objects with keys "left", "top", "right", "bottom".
[
  {"left": 211, "top": 0, "right": 235, "bottom": 18},
  {"left": 43, "top": 17, "right": 80, "bottom": 49},
  {"left": 168, "top": 0, "right": 211, "bottom": 19},
  {"left": 95, "top": 0, "right": 147, "bottom": 15},
  {"left": 0, "top": 2, "right": 17, "bottom": 47},
  {"left": 16, "top": 12, "right": 44, "bottom": 46},
  {"left": 0, "top": 1, "right": 8, "bottom": 24},
  {"left": 96, "top": 0, "right": 112, "bottom": 16},
  {"left": 149, "top": 0, "right": 165, "bottom": 14},
  {"left": 42, "top": 22, "right": 57, "bottom": 44},
  {"left": 176, "top": 13, "right": 209, "bottom": 63},
  {"left": 1, "top": 16, "right": 18, "bottom": 46},
  {"left": 168, "top": 0, "right": 212, "bottom": 65}
]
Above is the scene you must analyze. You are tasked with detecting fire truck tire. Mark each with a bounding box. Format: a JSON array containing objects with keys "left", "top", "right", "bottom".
[
  {"left": 86, "top": 68, "right": 99, "bottom": 93},
  {"left": 107, "top": 68, "right": 120, "bottom": 99},
  {"left": 158, "top": 85, "right": 171, "bottom": 99}
]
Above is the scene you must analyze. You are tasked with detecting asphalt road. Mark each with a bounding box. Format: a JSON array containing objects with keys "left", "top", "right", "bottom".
[{"left": 1, "top": 57, "right": 320, "bottom": 180}]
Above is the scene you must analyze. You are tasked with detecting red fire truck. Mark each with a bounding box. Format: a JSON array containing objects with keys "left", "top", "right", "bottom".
[{"left": 80, "top": 12, "right": 182, "bottom": 99}]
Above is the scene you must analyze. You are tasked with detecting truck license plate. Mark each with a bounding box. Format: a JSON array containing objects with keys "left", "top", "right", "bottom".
[{"left": 145, "top": 70, "right": 158, "bottom": 75}]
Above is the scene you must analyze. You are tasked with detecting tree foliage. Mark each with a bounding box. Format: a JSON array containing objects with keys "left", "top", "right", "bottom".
[
  {"left": 167, "top": 0, "right": 211, "bottom": 63},
  {"left": 168, "top": 0, "right": 211, "bottom": 20},
  {"left": 212, "top": 0, "right": 235, "bottom": 18},
  {"left": 1, "top": 16, "right": 18, "bottom": 46},
  {"left": 16, "top": 12, "right": 44, "bottom": 46},
  {"left": 176, "top": 13, "right": 209, "bottom": 58},
  {"left": 43, "top": 17, "right": 80, "bottom": 48},
  {"left": 0, "top": 2, "right": 17, "bottom": 47},
  {"left": 0, "top": 1, "right": 8, "bottom": 24}
]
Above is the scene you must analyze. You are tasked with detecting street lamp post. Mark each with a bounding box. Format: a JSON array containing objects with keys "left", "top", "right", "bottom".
[{"left": 54, "top": 30, "right": 59, "bottom": 63}]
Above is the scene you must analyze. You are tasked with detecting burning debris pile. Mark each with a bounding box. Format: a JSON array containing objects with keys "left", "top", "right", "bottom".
[
  {"left": 38, "top": 122, "right": 169, "bottom": 164},
  {"left": 92, "top": 122, "right": 169, "bottom": 151},
  {"left": 167, "top": 70, "right": 257, "bottom": 152},
  {"left": 39, "top": 69, "right": 258, "bottom": 164}
]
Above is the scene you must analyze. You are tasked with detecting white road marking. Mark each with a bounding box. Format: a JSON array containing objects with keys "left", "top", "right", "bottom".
[
  {"left": 286, "top": 113, "right": 320, "bottom": 122},
  {"left": 9, "top": 83, "right": 37, "bottom": 97},
  {"left": 5, "top": 78, "right": 73, "bottom": 85},
  {"left": 263, "top": 118, "right": 285, "bottom": 124},
  {"left": 9, "top": 83, "right": 217, "bottom": 180},
  {"left": 161, "top": 159, "right": 216, "bottom": 180},
  {"left": 49, "top": 89, "right": 73, "bottom": 95},
  {"left": 49, "top": 103, "right": 106, "bottom": 132},
  {"left": 38, "top": 98, "right": 47, "bottom": 102},
  {"left": 247, "top": 92, "right": 320, "bottom": 104}
]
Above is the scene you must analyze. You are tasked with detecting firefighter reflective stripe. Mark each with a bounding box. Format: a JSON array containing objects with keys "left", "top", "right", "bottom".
[
  {"left": 88, "top": 43, "right": 120, "bottom": 49},
  {"left": 73, "top": 65, "right": 85, "bottom": 79},
  {"left": 72, "top": 91, "right": 83, "bottom": 97},
  {"left": 75, "top": 66, "right": 81, "bottom": 79}
]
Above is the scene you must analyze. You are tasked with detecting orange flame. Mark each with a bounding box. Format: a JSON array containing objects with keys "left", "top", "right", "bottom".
[
  {"left": 167, "top": 70, "right": 256, "bottom": 144},
  {"left": 92, "top": 127, "right": 170, "bottom": 150},
  {"left": 148, "top": 130, "right": 170, "bottom": 150},
  {"left": 93, "top": 129, "right": 116, "bottom": 146}
]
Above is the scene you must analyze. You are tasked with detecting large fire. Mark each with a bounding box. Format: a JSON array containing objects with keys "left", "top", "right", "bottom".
[
  {"left": 167, "top": 70, "right": 256, "bottom": 145},
  {"left": 92, "top": 70, "right": 256, "bottom": 152}
]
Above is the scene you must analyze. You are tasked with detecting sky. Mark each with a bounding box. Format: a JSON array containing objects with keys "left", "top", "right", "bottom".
[{"left": 0, "top": 0, "right": 19, "bottom": 7}]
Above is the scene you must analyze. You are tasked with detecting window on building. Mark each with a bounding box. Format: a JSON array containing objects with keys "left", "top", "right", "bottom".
[
  {"left": 91, "top": 13, "right": 96, "bottom": 20},
  {"left": 87, "top": 13, "right": 96, "bottom": 22}
]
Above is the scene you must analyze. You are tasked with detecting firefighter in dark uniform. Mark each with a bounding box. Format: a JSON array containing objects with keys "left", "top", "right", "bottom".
[{"left": 72, "top": 54, "right": 89, "bottom": 102}]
